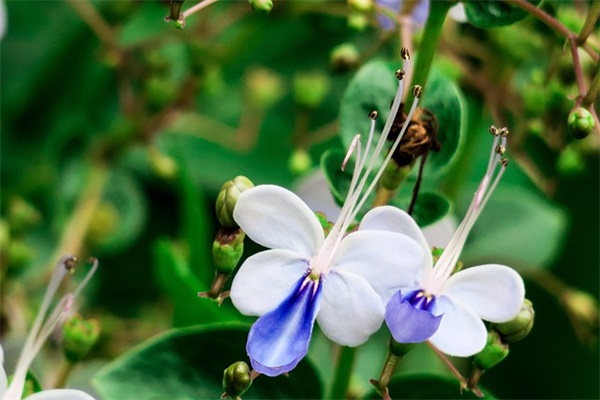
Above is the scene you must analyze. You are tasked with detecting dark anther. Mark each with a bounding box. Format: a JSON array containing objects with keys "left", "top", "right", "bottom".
[
  {"left": 489, "top": 125, "right": 499, "bottom": 136},
  {"left": 369, "top": 110, "right": 379, "bottom": 120},
  {"left": 64, "top": 256, "right": 78, "bottom": 272},
  {"left": 495, "top": 145, "right": 505, "bottom": 156},
  {"left": 395, "top": 69, "right": 406, "bottom": 81},
  {"left": 412, "top": 85, "right": 422, "bottom": 99},
  {"left": 499, "top": 127, "right": 509, "bottom": 137},
  {"left": 400, "top": 47, "right": 410, "bottom": 61},
  {"left": 500, "top": 158, "right": 509, "bottom": 167}
]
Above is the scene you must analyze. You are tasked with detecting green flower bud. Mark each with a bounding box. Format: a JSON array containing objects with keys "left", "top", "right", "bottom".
[
  {"left": 557, "top": 145, "right": 585, "bottom": 176},
  {"left": 87, "top": 203, "right": 119, "bottom": 246},
  {"left": 347, "top": 11, "right": 369, "bottom": 31},
  {"left": 348, "top": 0, "right": 373, "bottom": 13},
  {"left": 8, "top": 197, "right": 41, "bottom": 233},
  {"left": 473, "top": 330, "right": 509, "bottom": 371},
  {"left": 216, "top": 176, "right": 255, "bottom": 228},
  {"left": 330, "top": 42, "right": 360, "bottom": 72},
  {"left": 213, "top": 228, "right": 245, "bottom": 275},
  {"left": 245, "top": 67, "right": 285, "bottom": 109},
  {"left": 388, "top": 338, "right": 415, "bottom": 357},
  {"left": 288, "top": 149, "right": 312, "bottom": 175},
  {"left": 148, "top": 148, "right": 179, "bottom": 180},
  {"left": 248, "top": 0, "right": 273, "bottom": 14},
  {"left": 222, "top": 361, "right": 252, "bottom": 399},
  {"left": 568, "top": 108, "right": 595, "bottom": 139},
  {"left": 491, "top": 298, "right": 534, "bottom": 343},
  {"left": 8, "top": 240, "right": 35, "bottom": 270},
  {"left": 63, "top": 315, "right": 101, "bottom": 363},
  {"left": 293, "top": 72, "right": 331, "bottom": 109}
]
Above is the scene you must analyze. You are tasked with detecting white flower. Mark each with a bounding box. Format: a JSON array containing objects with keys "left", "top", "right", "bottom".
[
  {"left": 1, "top": 257, "right": 97, "bottom": 400},
  {"left": 230, "top": 54, "right": 426, "bottom": 376},
  {"left": 363, "top": 127, "right": 526, "bottom": 357}
]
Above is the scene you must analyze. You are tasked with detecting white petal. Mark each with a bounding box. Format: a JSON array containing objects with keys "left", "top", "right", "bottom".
[
  {"left": 316, "top": 270, "right": 384, "bottom": 346},
  {"left": 294, "top": 170, "right": 341, "bottom": 220},
  {"left": 360, "top": 206, "right": 433, "bottom": 281},
  {"left": 233, "top": 185, "right": 324, "bottom": 257},
  {"left": 25, "top": 389, "right": 95, "bottom": 400},
  {"left": 429, "top": 296, "right": 487, "bottom": 357},
  {"left": 443, "top": 264, "right": 525, "bottom": 323},
  {"left": 330, "top": 230, "right": 423, "bottom": 302},
  {"left": 421, "top": 215, "right": 457, "bottom": 249},
  {"left": 230, "top": 249, "right": 309, "bottom": 316}
]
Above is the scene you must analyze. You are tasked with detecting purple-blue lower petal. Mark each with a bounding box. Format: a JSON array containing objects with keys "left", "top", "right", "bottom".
[
  {"left": 246, "top": 272, "right": 323, "bottom": 377},
  {"left": 384, "top": 289, "right": 443, "bottom": 343}
]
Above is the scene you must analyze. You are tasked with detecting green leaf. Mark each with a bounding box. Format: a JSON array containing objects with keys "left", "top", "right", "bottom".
[
  {"left": 339, "top": 61, "right": 465, "bottom": 178},
  {"left": 320, "top": 148, "right": 357, "bottom": 207},
  {"left": 461, "top": 185, "right": 567, "bottom": 271},
  {"left": 93, "top": 324, "right": 323, "bottom": 399},
  {"left": 391, "top": 191, "right": 451, "bottom": 227},
  {"left": 364, "top": 373, "right": 495, "bottom": 399},
  {"left": 463, "top": 0, "right": 537, "bottom": 28},
  {"left": 153, "top": 239, "right": 245, "bottom": 327}
]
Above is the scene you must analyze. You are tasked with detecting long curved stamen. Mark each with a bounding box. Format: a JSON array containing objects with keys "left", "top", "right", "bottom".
[
  {"left": 4, "top": 257, "right": 98, "bottom": 400},
  {"left": 427, "top": 128, "right": 510, "bottom": 290}
]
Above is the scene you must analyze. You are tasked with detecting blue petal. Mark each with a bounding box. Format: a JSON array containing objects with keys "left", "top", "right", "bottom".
[
  {"left": 384, "top": 290, "right": 443, "bottom": 343},
  {"left": 376, "top": 0, "right": 401, "bottom": 30},
  {"left": 246, "top": 273, "right": 323, "bottom": 377}
]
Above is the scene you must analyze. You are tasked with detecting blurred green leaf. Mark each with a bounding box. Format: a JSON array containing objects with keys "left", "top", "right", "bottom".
[
  {"left": 320, "top": 148, "right": 356, "bottom": 207},
  {"left": 153, "top": 239, "right": 244, "bottom": 327},
  {"left": 93, "top": 324, "right": 323, "bottom": 399},
  {"left": 391, "top": 191, "right": 451, "bottom": 227},
  {"left": 364, "top": 373, "right": 495, "bottom": 399},
  {"left": 464, "top": 0, "right": 537, "bottom": 28},
  {"left": 461, "top": 185, "right": 567, "bottom": 271}
]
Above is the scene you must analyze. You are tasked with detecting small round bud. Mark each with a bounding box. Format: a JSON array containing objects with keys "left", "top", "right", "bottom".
[
  {"left": 248, "top": 0, "right": 273, "bottom": 14},
  {"left": 388, "top": 338, "right": 415, "bottom": 357},
  {"left": 491, "top": 298, "right": 534, "bottom": 343},
  {"left": 212, "top": 228, "right": 245, "bottom": 275},
  {"left": 556, "top": 145, "right": 585, "bottom": 176},
  {"left": 216, "top": 176, "right": 255, "bottom": 228},
  {"left": 245, "top": 68, "right": 285, "bottom": 109},
  {"left": 174, "top": 17, "right": 186, "bottom": 29},
  {"left": 568, "top": 107, "right": 595, "bottom": 139},
  {"left": 473, "top": 330, "right": 509, "bottom": 371},
  {"left": 347, "top": 11, "right": 369, "bottom": 31},
  {"left": 222, "top": 361, "right": 252, "bottom": 399},
  {"left": 348, "top": 0, "right": 373, "bottom": 13},
  {"left": 148, "top": 148, "right": 179, "bottom": 180},
  {"left": 8, "top": 197, "right": 41, "bottom": 233},
  {"left": 288, "top": 149, "right": 312, "bottom": 176},
  {"left": 330, "top": 42, "right": 360, "bottom": 72},
  {"left": 293, "top": 72, "right": 331, "bottom": 109},
  {"left": 63, "top": 315, "right": 101, "bottom": 363}
]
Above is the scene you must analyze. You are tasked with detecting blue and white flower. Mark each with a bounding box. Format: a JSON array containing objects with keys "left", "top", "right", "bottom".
[
  {"left": 363, "top": 127, "right": 526, "bottom": 357},
  {"left": 230, "top": 55, "right": 426, "bottom": 377},
  {"left": 1, "top": 256, "right": 97, "bottom": 400}
]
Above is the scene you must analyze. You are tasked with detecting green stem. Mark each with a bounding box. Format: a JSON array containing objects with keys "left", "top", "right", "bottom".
[
  {"left": 328, "top": 345, "right": 356, "bottom": 400},
  {"left": 576, "top": 0, "right": 600, "bottom": 45},
  {"left": 582, "top": 61, "right": 600, "bottom": 107},
  {"left": 409, "top": 1, "right": 452, "bottom": 92}
]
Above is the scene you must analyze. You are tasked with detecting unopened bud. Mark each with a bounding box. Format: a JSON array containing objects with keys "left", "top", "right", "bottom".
[
  {"left": 8, "top": 197, "right": 41, "bottom": 233},
  {"left": 245, "top": 68, "right": 285, "bottom": 109},
  {"left": 568, "top": 107, "right": 595, "bottom": 139},
  {"left": 491, "top": 298, "right": 534, "bottom": 343},
  {"left": 222, "top": 361, "right": 252, "bottom": 399},
  {"left": 330, "top": 43, "right": 360, "bottom": 72},
  {"left": 473, "top": 330, "right": 509, "bottom": 371},
  {"left": 213, "top": 228, "right": 245, "bottom": 275},
  {"left": 289, "top": 149, "right": 312, "bottom": 175},
  {"left": 348, "top": 0, "right": 373, "bottom": 13},
  {"left": 148, "top": 148, "right": 179, "bottom": 180},
  {"left": 248, "top": 0, "right": 273, "bottom": 14},
  {"left": 216, "top": 176, "right": 255, "bottom": 228},
  {"left": 63, "top": 315, "right": 101, "bottom": 363},
  {"left": 293, "top": 72, "right": 331, "bottom": 109},
  {"left": 388, "top": 338, "right": 415, "bottom": 357},
  {"left": 348, "top": 11, "right": 369, "bottom": 31}
]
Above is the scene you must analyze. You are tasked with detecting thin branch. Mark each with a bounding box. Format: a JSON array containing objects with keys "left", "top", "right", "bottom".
[
  {"left": 576, "top": 0, "right": 600, "bottom": 46},
  {"left": 182, "top": 0, "right": 220, "bottom": 19}
]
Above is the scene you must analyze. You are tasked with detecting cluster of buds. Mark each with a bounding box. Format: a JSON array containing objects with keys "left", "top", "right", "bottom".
[
  {"left": 468, "top": 299, "right": 535, "bottom": 389},
  {"left": 200, "top": 176, "right": 254, "bottom": 303}
]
